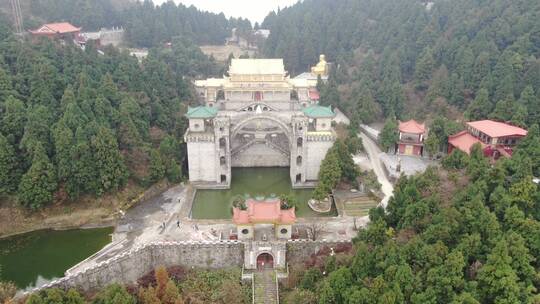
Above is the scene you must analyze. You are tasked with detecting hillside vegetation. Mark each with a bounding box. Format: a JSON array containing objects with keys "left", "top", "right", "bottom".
[
  {"left": 263, "top": 0, "right": 540, "bottom": 126},
  {"left": 0, "top": 13, "right": 222, "bottom": 209}
]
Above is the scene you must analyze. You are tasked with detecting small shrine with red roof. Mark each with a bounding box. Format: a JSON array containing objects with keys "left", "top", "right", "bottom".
[
  {"left": 397, "top": 119, "right": 426, "bottom": 156},
  {"left": 448, "top": 119, "right": 527, "bottom": 158},
  {"left": 232, "top": 198, "right": 296, "bottom": 241}
]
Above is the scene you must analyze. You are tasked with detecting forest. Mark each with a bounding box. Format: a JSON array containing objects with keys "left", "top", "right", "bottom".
[
  {"left": 0, "top": 11, "right": 224, "bottom": 209},
  {"left": 264, "top": 0, "right": 540, "bottom": 131},
  {"left": 24, "top": 0, "right": 253, "bottom": 47}
]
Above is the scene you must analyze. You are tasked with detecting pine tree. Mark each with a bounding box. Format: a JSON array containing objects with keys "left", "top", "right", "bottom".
[
  {"left": 18, "top": 143, "right": 57, "bottom": 209},
  {"left": 518, "top": 86, "right": 539, "bottom": 126},
  {"left": 148, "top": 149, "right": 165, "bottom": 183},
  {"left": 0, "top": 134, "right": 21, "bottom": 194},
  {"left": 1, "top": 96, "right": 26, "bottom": 145},
  {"left": 414, "top": 48, "right": 435, "bottom": 90},
  {"left": 91, "top": 127, "right": 128, "bottom": 195},
  {"left": 379, "top": 118, "right": 399, "bottom": 152},
  {"left": 477, "top": 240, "right": 521, "bottom": 304},
  {"left": 465, "top": 88, "right": 492, "bottom": 121}
]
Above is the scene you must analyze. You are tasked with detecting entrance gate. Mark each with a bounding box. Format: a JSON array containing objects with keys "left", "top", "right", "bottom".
[{"left": 256, "top": 253, "right": 274, "bottom": 270}]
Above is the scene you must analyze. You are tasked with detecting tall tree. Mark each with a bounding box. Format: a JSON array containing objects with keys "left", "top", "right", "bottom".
[{"left": 18, "top": 143, "right": 57, "bottom": 209}]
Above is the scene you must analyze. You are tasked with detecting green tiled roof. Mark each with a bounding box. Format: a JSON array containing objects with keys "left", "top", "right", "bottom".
[
  {"left": 302, "top": 105, "right": 335, "bottom": 118},
  {"left": 186, "top": 106, "right": 218, "bottom": 119}
]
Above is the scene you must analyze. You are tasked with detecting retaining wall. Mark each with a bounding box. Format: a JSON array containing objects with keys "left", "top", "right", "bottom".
[
  {"left": 35, "top": 241, "right": 243, "bottom": 293},
  {"left": 286, "top": 239, "right": 353, "bottom": 266}
]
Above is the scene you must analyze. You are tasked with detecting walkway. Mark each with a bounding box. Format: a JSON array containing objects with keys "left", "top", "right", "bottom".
[
  {"left": 253, "top": 270, "right": 278, "bottom": 304},
  {"left": 358, "top": 132, "right": 394, "bottom": 208}
]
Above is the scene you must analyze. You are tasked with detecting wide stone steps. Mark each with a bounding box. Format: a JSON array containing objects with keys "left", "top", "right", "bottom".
[
  {"left": 231, "top": 139, "right": 256, "bottom": 156},
  {"left": 253, "top": 270, "right": 278, "bottom": 304},
  {"left": 266, "top": 139, "right": 290, "bottom": 157}
]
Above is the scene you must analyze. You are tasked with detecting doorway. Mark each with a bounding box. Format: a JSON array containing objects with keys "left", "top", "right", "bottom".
[{"left": 256, "top": 253, "right": 274, "bottom": 270}]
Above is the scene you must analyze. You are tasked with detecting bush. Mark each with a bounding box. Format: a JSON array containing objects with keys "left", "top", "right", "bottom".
[{"left": 442, "top": 149, "right": 469, "bottom": 170}]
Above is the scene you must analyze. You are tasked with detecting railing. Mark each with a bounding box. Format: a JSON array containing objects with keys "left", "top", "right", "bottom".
[
  {"left": 275, "top": 270, "right": 280, "bottom": 304},
  {"left": 231, "top": 139, "right": 256, "bottom": 156},
  {"left": 266, "top": 139, "right": 290, "bottom": 156}
]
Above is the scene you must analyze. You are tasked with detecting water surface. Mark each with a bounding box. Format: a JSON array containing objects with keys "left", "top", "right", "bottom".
[
  {"left": 191, "top": 167, "right": 336, "bottom": 219},
  {"left": 0, "top": 227, "right": 113, "bottom": 289}
]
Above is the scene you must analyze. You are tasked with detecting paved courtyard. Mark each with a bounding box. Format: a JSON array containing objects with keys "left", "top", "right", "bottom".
[{"left": 379, "top": 153, "right": 437, "bottom": 180}]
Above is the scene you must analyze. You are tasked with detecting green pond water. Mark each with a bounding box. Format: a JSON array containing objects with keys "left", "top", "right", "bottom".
[
  {"left": 0, "top": 227, "right": 113, "bottom": 289},
  {"left": 191, "top": 167, "right": 337, "bottom": 219}
]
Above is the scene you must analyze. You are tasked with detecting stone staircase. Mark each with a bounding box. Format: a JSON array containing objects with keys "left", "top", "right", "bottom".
[
  {"left": 253, "top": 270, "right": 278, "bottom": 304},
  {"left": 265, "top": 139, "right": 290, "bottom": 157},
  {"left": 231, "top": 139, "right": 256, "bottom": 156}
]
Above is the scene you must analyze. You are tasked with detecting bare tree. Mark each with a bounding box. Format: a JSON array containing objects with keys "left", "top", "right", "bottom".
[{"left": 306, "top": 222, "right": 326, "bottom": 241}]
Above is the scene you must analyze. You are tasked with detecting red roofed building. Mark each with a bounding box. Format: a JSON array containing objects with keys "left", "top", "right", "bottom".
[
  {"left": 448, "top": 120, "right": 527, "bottom": 158},
  {"left": 233, "top": 198, "right": 296, "bottom": 240},
  {"left": 29, "top": 22, "right": 81, "bottom": 41},
  {"left": 397, "top": 119, "right": 426, "bottom": 156}
]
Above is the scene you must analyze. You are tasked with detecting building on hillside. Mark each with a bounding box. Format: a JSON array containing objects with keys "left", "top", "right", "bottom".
[
  {"left": 29, "top": 22, "right": 81, "bottom": 41},
  {"left": 80, "top": 27, "right": 125, "bottom": 48},
  {"left": 448, "top": 120, "right": 527, "bottom": 158},
  {"left": 186, "top": 57, "right": 336, "bottom": 188},
  {"left": 397, "top": 119, "right": 426, "bottom": 156}
]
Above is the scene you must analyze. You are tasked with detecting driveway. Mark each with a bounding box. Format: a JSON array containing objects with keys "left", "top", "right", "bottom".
[{"left": 358, "top": 132, "right": 394, "bottom": 208}]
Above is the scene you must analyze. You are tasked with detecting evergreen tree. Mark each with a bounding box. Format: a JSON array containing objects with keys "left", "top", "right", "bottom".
[
  {"left": 0, "top": 134, "right": 21, "bottom": 194},
  {"left": 91, "top": 127, "right": 128, "bottom": 195},
  {"left": 18, "top": 143, "right": 57, "bottom": 209},
  {"left": 465, "top": 88, "right": 492, "bottom": 121},
  {"left": 379, "top": 118, "right": 398, "bottom": 152},
  {"left": 477, "top": 240, "right": 521, "bottom": 304},
  {"left": 414, "top": 48, "right": 435, "bottom": 90},
  {"left": 148, "top": 149, "right": 165, "bottom": 183}
]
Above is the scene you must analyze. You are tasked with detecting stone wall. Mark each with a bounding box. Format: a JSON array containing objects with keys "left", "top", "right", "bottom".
[
  {"left": 187, "top": 141, "right": 217, "bottom": 182},
  {"left": 305, "top": 140, "right": 334, "bottom": 180},
  {"left": 35, "top": 241, "right": 244, "bottom": 293},
  {"left": 286, "top": 239, "right": 352, "bottom": 266},
  {"left": 231, "top": 143, "right": 290, "bottom": 167}
]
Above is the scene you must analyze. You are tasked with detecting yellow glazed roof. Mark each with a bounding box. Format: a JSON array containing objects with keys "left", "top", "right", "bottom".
[{"left": 229, "top": 59, "right": 285, "bottom": 75}]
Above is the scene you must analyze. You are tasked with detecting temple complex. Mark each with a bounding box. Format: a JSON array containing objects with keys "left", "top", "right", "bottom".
[{"left": 186, "top": 56, "right": 336, "bottom": 188}]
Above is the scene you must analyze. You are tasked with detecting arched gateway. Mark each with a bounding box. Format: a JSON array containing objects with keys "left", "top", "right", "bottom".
[
  {"left": 233, "top": 198, "right": 293, "bottom": 270},
  {"left": 185, "top": 57, "right": 337, "bottom": 189}
]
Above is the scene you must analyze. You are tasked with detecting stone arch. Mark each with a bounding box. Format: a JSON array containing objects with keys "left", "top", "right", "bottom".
[
  {"left": 231, "top": 114, "right": 292, "bottom": 139},
  {"left": 256, "top": 252, "right": 274, "bottom": 269}
]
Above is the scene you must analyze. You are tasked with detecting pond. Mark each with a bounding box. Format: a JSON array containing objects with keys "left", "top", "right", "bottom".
[
  {"left": 191, "top": 167, "right": 337, "bottom": 219},
  {"left": 0, "top": 227, "right": 113, "bottom": 289}
]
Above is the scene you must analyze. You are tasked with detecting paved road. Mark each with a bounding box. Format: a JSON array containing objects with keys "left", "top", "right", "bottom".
[{"left": 358, "top": 132, "right": 394, "bottom": 208}]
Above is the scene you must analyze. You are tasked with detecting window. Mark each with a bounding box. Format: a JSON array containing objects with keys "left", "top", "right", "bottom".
[
  {"left": 220, "top": 156, "right": 226, "bottom": 166},
  {"left": 241, "top": 229, "right": 249, "bottom": 235},
  {"left": 280, "top": 228, "right": 288, "bottom": 234},
  {"left": 296, "top": 156, "right": 302, "bottom": 166},
  {"left": 220, "top": 174, "right": 227, "bottom": 183},
  {"left": 296, "top": 174, "right": 302, "bottom": 183},
  {"left": 297, "top": 137, "right": 303, "bottom": 147},
  {"left": 194, "top": 124, "right": 200, "bottom": 128},
  {"left": 321, "top": 123, "right": 326, "bottom": 128}
]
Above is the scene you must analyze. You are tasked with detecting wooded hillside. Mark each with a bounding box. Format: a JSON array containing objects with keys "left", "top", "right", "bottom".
[{"left": 264, "top": 0, "right": 540, "bottom": 125}]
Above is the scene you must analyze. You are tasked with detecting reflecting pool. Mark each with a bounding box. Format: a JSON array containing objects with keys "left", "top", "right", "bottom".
[{"left": 191, "top": 167, "right": 337, "bottom": 219}]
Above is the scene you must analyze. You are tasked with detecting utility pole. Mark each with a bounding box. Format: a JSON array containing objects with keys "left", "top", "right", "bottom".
[{"left": 9, "top": 0, "right": 24, "bottom": 35}]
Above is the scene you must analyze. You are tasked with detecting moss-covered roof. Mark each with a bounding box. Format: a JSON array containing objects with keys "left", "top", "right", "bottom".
[
  {"left": 186, "top": 106, "right": 218, "bottom": 119},
  {"left": 302, "top": 105, "right": 335, "bottom": 118}
]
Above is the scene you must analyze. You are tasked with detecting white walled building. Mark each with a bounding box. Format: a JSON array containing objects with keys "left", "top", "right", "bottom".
[{"left": 186, "top": 57, "right": 335, "bottom": 188}]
